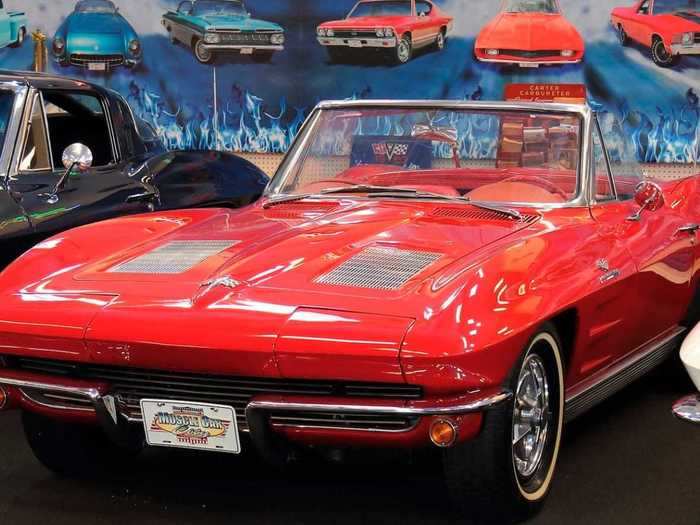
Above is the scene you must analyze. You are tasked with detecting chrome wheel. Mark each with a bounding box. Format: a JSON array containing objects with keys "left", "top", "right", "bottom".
[
  {"left": 512, "top": 353, "right": 551, "bottom": 479},
  {"left": 195, "top": 40, "right": 213, "bottom": 64},
  {"left": 436, "top": 32, "right": 445, "bottom": 50},
  {"left": 397, "top": 38, "right": 411, "bottom": 63}
]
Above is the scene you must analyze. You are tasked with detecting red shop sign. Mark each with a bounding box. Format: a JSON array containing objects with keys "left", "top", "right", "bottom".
[{"left": 504, "top": 84, "right": 587, "bottom": 103}]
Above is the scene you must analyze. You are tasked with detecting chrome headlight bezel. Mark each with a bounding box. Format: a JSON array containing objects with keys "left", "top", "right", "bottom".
[
  {"left": 560, "top": 49, "right": 574, "bottom": 57},
  {"left": 204, "top": 32, "right": 221, "bottom": 44},
  {"left": 681, "top": 32, "right": 693, "bottom": 45},
  {"left": 270, "top": 33, "right": 285, "bottom": 45}
]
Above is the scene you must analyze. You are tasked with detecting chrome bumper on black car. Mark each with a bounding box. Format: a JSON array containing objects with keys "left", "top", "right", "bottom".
[{"left": 0, "top": 357, "right": 510, "bottom": 435}]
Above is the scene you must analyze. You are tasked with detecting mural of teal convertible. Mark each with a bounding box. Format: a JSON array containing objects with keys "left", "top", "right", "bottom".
[
  {"left": 0, "top": 1, "right": 27, "bottom": 49},
  {"left": 162, "top": 0, "right": 285, "bottom": 64},
  {"left": 52, "top": 0, "right": 142, "bottom": 71}
]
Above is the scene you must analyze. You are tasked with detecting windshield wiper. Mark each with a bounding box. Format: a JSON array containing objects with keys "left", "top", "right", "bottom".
[
  {"left": 365, "top": 189, "right": 524, "bottom": 221},
  {"left": 262, "top": 185, "right": 427, "bottom": 209}
]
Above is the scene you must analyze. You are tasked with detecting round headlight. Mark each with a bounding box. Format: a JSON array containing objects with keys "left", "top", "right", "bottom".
[
  {"left": 486, "top": 49, "right": 499, "bottom": 56},
  {"left": 375, "top": 28, "right": 385, "bottom": 37},
  {"left": 385, "top": 28, "right": 394, "bottom": 37},
  {"left": 317, "top": 27, "right": 326, "bottom": 37},
  {"left": 682, "top": 32, "right": 693, "bottom": 45},
  {"left": 129, "top": 39, "right": 141, "bottom": 54},
  {"left": 53, "top": 37, "right": 65, "bottom": 53},
  {"left": 270, "top": 33, "right": 285, "bottom": 45},
  {"left": 204, "top": 32, "right": 220, "bottom": 44},
  {"left": 326, "top": 29, "right": 334, "bottom": 37},
  {"left": 561, "top": 49, "right": 574, "bottom": 57}
]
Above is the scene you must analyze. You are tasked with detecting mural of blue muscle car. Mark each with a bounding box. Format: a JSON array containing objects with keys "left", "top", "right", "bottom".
[
  {"left": 162, "top": 0, "right": 285, "bottom": 64},
  {"left": 0, "top": 2, "right": 27, "bottom": 49},
  {"left": 52, "top": 0, "right": 142, "bottom": 71}
]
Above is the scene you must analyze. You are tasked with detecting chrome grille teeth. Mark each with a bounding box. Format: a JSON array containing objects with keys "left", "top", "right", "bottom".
[
  {"left": 316, "top": 247, "right": 442, "bottom": 290},
  {"left": 108, "top": 240, "right": 239, "bottom": 275}
]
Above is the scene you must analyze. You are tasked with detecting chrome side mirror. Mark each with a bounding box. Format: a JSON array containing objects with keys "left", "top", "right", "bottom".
[
  {"left": 628, "top": 181, "right": 664, "bottom": 221},
  {"left": 62, "top": 143, "right": 93, "bottom": 171}
]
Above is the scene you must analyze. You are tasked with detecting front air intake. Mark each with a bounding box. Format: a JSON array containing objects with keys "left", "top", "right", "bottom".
[
  {"left": 108, "top": 240, "right": 238, "bottom": 275},
  {"left": 316, "top": 246, "right": 442, "bottom": 290}
]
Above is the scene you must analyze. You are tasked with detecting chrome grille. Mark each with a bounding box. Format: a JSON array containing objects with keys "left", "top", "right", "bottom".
[
  {"left": 269, "top": 411, "right": 418, "bottom": 432},
  {"left": 9, "top": 357, "right": 422, "bottom": 431},
  {"left": 70, "top": 54, "right": 124, "bottom": 67},
  {"left": 316, "top": 247, "right": 442, "bottom": 290},
  {"left": 215, "top": 31, "right": 274, "bottom": 44},
  {"left": 498, "top": 49, "right": 563, "bottom": 58},
  {"left": 333, "top": 30, "right": 378, "bottom": 39},
  {"left": 109, "top": 240, "right": 238, "bottom": 274}
]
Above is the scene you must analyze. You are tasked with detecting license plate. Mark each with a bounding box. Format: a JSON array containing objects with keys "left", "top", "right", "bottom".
[
  {"left": 140, "top": 399, "right": 240, "bottom": 454},
  {"left": 348, "top": 40, "right": 363, "bottom": 48},
  {"left": 519, "top": 62, "right": 539, "bottom": 68},
  {"left": 88, "top": 62, "right": 107, "bottom": 71},
  {"left": 240, "top": 47, "right": 254, "bottom": 55}
]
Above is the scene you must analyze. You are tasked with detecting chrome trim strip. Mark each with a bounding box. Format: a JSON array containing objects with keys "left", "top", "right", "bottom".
[
  {"left": 20, "top": 388, "right": 94, "bottom": 413},
  {"left": 475, "top": 57, "right": 582, "bottom": 65},
  {"left": 202, "top": 44, "right": 284, "bottom": 51},
  {"left": 245, "top": 391, "right": 512, "bottom": 418},
  {"left": 564, "top": 326, "right": 685, "bottom": 421},
  {"left": 0, "top": 376, "right": 101, "bottom": 401}
]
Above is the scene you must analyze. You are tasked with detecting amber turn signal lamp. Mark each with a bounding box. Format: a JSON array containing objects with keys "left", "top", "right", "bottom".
[
  {"left": 429, "top": 419, "right": 457, "bottom": 448},
  {"left": 0, "top": 386, "right": 8, "bottom": 411}
]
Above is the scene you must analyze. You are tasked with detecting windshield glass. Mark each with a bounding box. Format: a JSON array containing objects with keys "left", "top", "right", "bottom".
[
  {"left": 193, "top": 0, "right": 246, "bottom": 16},
  {"left": 653, "top": 0, "right": 699, "bottom": 14},
  {"left": 75, "top": 0, "right": 117, "bottom": 14},
  {"left": 503, "top": 0, "right": 560, "bottom": 13},
  {"left": 0, "top": 91, "right": 15, "bottom": 159},
  {"left": 349, "top": 1, "right": 413, "bottom": 17},
  {"left": 271, "top": 107, "right": 587, "bottom": 206}
]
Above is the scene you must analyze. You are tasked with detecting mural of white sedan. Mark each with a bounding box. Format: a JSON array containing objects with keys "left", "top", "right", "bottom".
[{"left": 674, "top": 323, "right": 700, "bottom": 424}]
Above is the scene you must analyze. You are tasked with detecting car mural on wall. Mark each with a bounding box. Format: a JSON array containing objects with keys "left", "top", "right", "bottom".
[
  {"left": 0, "top": 70, "right": 268, "bottom": 268},
  {"left": 162, "top": 0, "right": 285, "bottom": 65},
  {"left": 0, "top": 2, "right": 27, "bottom": 50},
  {"left": 0, "top": 99, "right": 698, "bottom": 523},
  {"left": 317, "top": 0, "right": 453, "bottom": 65},
  {"left": 611, "top": 0, "right": 700, "bottom": 67},
  {"left": 52, "top": 0, "right": 142, "bottom": 71},
  {"left": 475, "top": 0, "right": 585, "bottom": 67}
]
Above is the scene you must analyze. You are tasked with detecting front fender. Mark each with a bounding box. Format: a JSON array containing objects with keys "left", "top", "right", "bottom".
[{"left": 143, "top": 151, "right": 269, "bottom": 210}]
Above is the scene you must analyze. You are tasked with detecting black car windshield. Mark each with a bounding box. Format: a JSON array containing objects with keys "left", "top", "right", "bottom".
[
  {"left": 653, "top": 0, "right": 699, "bottom": 14},
  {"left": 193, "top": 0, "right": 247, "bottom": 16},
  {"left": 0, "top": 91, "right": 15, "bottom": 159},
  {"left": 75, "top": 0, "right": 117, "bottom": 13},
  {"left": 503, "top": 0, "right": 560, "bottom": 13},
  {"left": 349, "top": 1, "right": 413, "bottom": 17}
]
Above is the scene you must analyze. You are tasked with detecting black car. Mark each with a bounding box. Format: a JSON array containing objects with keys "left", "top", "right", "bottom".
[{"left": 0, "top": 70, "right": 268, "bottom": 266}]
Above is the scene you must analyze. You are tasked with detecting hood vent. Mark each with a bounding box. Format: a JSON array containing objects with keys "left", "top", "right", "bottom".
[
  {"left": 108, "top": 240, "right": 239, "bottom": 275},
  {"left": 316, "top": 247, "right": 442, "bottom": 291},
  {"left": 432, "top": 207, "right": 539, "bottom": 224},
  {"left": 264, "top": 201, "right": 339, "bottom": 219}
]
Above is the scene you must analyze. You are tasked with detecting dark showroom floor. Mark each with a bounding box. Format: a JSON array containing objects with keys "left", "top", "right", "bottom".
[{"left": 0, "top": 357, "right": 697, "bottom": 525}]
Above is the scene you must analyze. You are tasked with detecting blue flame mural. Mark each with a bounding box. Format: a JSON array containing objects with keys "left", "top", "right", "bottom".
[{"left": 1, "top": 0, "right": 699, "bottom": 163}]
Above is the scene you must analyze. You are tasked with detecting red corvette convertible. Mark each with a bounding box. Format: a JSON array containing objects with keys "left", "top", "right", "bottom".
[
  {"left": 475, "top": 0, "right": 585, "bottom": 67},
  {"left": 317, "top": 0, "right": 453, "bottom": 64},
  {"left": 612, "top": 0, "right": 700, "bottom": 67},
  {"left": 0, "top": 100, "right": 698, "bottom": 523}
]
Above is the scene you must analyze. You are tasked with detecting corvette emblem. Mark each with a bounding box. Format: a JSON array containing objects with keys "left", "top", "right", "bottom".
[
  {"left": 596, "top": 259, "right": 609, "bottom": 272},
  {"left": 372, "top": 142, "right": 409, "bottom": 164}
]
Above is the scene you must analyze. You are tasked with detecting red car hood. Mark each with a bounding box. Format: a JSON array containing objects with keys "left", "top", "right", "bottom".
[
  {"left": 477, "top": 13, "right": 583, "bottom": 50},
  {"left": 2, "top": 202, "right": 540, "bottom": 381},
  {"left": 321, "top": 16, "right": 411, "bottom": 29}
]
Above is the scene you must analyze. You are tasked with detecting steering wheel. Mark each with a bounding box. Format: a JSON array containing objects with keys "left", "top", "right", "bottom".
[{"left": 502, "top": 176, "right": 569, "bottom": 200}]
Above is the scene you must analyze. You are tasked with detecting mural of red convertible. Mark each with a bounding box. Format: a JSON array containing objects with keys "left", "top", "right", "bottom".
[
  {"left": 474, "top": 0, "right": 585, "bottom": 68},
  {"left": 611, "top": 0, "right": 700, "bottom": 68},
  {"left": 317, "top": 0, "right": 453, "bottom": 65}
]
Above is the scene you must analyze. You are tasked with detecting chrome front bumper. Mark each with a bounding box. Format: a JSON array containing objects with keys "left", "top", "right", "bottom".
[
  {"left": 672, "top": 394, "right": 700, "bottom": 424},
  {"left": 202, "top": 44, "right": 283, "bottom": 51},
  {"left": 0, "top": 369, "right": 511, "bottom": 435},
  {"left": 671, "top": 44, "right": 700, "bottom": 56},
  {"left": 317, "top": 37, "right": 397, "bottom": 48}
]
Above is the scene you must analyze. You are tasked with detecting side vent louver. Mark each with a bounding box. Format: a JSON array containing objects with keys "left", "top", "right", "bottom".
[
  {"left": 316, "top": 247, "right": 442, "bottom": 291},
  {"left": 109, "top": 240, "right": 238, "bottom": 275},
  {"left": 432, "top": 207, "right": 539, "bottom": 224}
]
